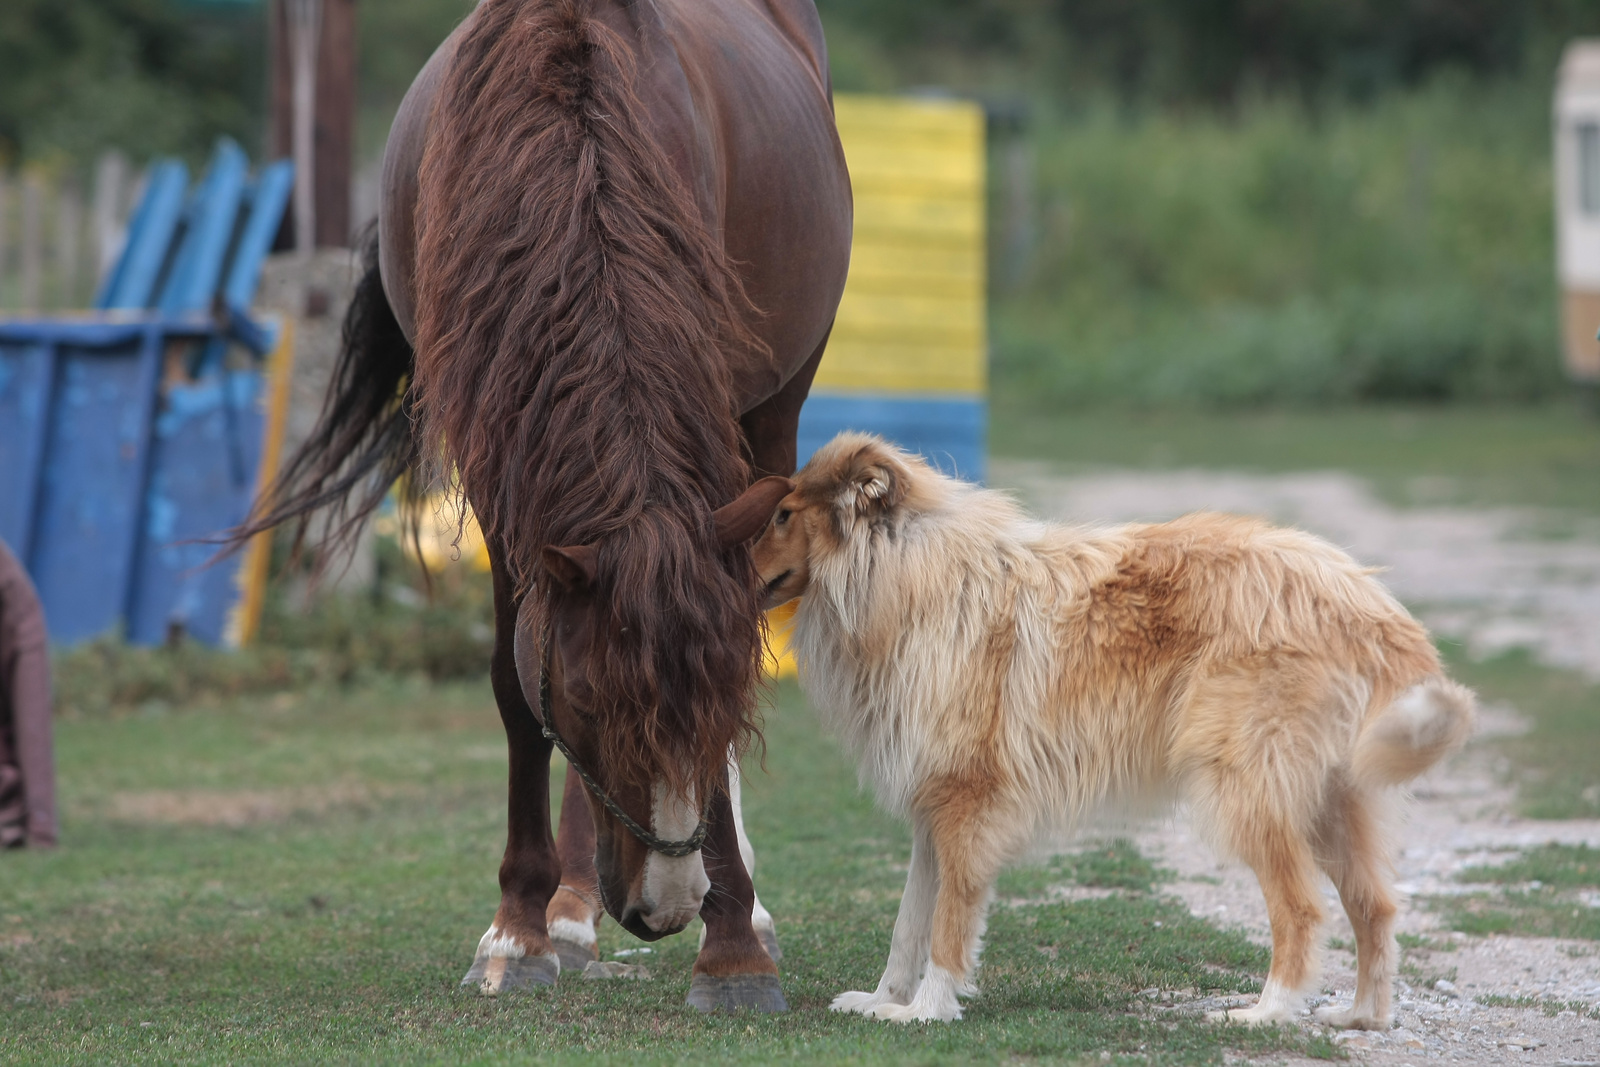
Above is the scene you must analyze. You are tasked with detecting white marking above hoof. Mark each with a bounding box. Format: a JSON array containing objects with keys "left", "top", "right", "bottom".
[
  {"left": 475, "top": 924, "right": 526, "bottom": 959},
  {"left": 548, "top": 916, "right": 597, "bottom": 948}
]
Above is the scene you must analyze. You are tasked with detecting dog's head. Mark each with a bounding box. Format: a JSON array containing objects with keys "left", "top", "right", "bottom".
[{"left": 753, "top": 433, "right": 928, "bottom": 609}]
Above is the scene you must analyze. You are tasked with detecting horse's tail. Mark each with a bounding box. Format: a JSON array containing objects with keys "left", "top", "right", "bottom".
[{"left": 230, "top": 229, "right": 421, "bottom": 561}]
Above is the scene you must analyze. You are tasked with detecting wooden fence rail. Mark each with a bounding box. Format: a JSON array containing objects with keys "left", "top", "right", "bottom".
[{"left": 0, "top": 151, "right": 142, "bottom": 314}]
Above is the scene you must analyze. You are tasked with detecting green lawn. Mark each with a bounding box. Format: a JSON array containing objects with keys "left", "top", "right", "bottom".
[
  {"left": 0, "top": 679, "right": 1335, "bottom": 1066},
  {"left": 1444, "top": 649, "right": 1600, "bottom": 821},
  {"left": 1430, "top": 845, "right": 1600, "bottom": 943},
  {"left": 8, "top": 402, "right": 1598, "bottom": 1061},
  {"left": 991, "top": 400, "right": 1600, "bottom": 514}
]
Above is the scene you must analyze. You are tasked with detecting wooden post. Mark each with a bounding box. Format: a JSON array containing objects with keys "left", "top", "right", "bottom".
[
  {"left": 20, "top": 175, "right": 42, "bottom": 313},
  {"left": 0, "top": 175, "right": 9, "bottom": 311},
  {"left": 57, "top": 183, "right": 82, "bottom": 308},
  {"left": 271, "top": 0, "right": 357, "bottom": 249},
  {"left": 92, "top": 150, "right": 128, "bottom": 285}
]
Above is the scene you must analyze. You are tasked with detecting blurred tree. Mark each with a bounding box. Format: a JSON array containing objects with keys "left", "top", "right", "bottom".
[
  {"left": 355, "top": 0, "right": 474, "bottom": 157},
  {"left": 816, "top": 0, "right": 1600, "bottom": 104},
  {"left": 0, "top": 0, "right": 265, "bottom": 167}
]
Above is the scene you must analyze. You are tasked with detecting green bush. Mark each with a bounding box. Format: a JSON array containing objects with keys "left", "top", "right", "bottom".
[
  {"left": 52, "top": 537, "right": 494, "bottom": 719},
  {"left": 992, "top": 76, "right": 1566, "bottom": 407}
]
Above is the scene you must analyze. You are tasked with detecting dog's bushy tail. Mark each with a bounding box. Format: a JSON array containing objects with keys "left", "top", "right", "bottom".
[{"left": 1353, "top": 676, "right": 1477, "bottom": 787}]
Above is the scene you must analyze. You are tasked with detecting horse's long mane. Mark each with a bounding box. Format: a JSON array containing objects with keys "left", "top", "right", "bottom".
[{"left": 414, "top": 0, "right": 765, "bottom": 796}]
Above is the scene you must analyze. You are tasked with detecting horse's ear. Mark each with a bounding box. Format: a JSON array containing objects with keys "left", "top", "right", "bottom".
[
  {"left": 714, "top": 476, "right": 796, "bottom": 546},
  {"left": 541, "top": 544, "right": 597, "bottom": 591}
]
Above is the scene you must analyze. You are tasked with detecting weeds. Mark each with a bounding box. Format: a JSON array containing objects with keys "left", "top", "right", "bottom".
[
  {"left": 51, "top": 535, "right": 494, "bottom": 719},
  {"left": 992, "top": 76, "right": 1564, "bottom": 410},
  {"left": 1430, "top": 843, "right": 1600, "bottom": 942}
]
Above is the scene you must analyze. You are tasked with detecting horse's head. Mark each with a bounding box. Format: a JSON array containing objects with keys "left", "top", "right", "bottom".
[{"left": 514, "top": 476, "right": 793, "bottom": 940}]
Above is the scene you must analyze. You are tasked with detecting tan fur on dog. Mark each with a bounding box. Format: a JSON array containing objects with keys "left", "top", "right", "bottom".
[{"left": 753, "top": 433, "right": 1476, "bottom": 1026}]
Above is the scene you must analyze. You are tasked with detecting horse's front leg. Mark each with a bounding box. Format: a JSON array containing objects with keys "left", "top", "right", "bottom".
[
  {"left": 462, "top": 551, "right": 562, "bottom": 994},
  {"left": 686, "top": 774, "right": 787, "bottom": 1012},
  {"left": 546, "top": 763, "right": 605, "bottom": 972},
  {"left": 699, "top": 752, "right": 781, "bottom": 961}
]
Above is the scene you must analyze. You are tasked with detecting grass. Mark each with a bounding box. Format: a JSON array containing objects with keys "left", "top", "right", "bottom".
[
  {"left": 0, "top": 678, "right": 1338, "bottom": 1065},
  {"left": 1442, "top": 648, "right": 1600, "bottom": 821},
  {"left": 1456, "top": 845, "right": 1600, "bottom": 889},
  {"left": 990, "top": 400, "right": 1600, "bottom": 515},
  {"left": 997, "top": 840, "right": 1171, "bottom": 899},
  {"left": 1475, "top": 995, "right": 1600, "bottom": 1020},
  {"left": 1429, "top": 844, "right": 1600, "bottom": 943}
]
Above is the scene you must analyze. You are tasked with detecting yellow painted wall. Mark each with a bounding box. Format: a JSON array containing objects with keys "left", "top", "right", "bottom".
[{"left": 818, "top": 94, "right": 987, "bottom": 396}]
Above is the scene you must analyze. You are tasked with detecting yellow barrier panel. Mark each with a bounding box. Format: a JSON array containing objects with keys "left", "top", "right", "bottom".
[
  {"left": 821, "top": 94, "right": 987, "bottom": 396},
  {"left": 763, "top": 600, "right": 799, "bottom": 679}
]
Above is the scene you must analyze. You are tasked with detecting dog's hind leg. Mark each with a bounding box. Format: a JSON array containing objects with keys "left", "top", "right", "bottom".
[
  {"left": 1225, "top": 821, "right": 1323, "bottom": 1026},
  {"left": 1313, "top": 779, "right": 1398, "bottom": 1031},
  {"left": 832, "top": 821, "right": 938, "bottom": 1016},
  {"left": 1183, "top": 658, "right": 1348, "bottom": 1026}
]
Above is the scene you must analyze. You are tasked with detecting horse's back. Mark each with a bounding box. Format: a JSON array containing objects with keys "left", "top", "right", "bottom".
[
  {"left": 659, "top": 0, "right": 852, "bottom": 402},
  {"left": 380, "top": 0, "right": 850, "bottom": 409}
]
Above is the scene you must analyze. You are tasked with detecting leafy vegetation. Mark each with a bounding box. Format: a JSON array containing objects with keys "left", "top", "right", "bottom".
[
  {"left": 819, "top": 0, "right": 1593, "bottom": 105},
  {"left": 0, "top": 678, "right": 1335, "bottom": 1065},
  {"left": 51, "top": 537, "right": 494, "bottom": 719},
  {"left": 0, "top": 0, "right": 265, "bottom": 167},
  {"left": 992, "top": 76, "right": 1567, "bottom": 407},
  {"left": 7, "top": 1, "right": 1592, "bottom": 406}
]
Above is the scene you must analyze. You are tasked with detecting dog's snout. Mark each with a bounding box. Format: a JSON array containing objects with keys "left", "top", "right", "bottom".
[{"left": 762, "top": 569, "right": 792, "bottom": 601}]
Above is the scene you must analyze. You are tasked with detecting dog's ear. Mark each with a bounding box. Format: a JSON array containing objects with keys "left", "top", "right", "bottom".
[{"left": 832, "top": 439, "right": 907, "bottom": 517}]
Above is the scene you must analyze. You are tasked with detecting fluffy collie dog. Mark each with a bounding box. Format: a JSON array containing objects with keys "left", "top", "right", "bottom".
[{"left": 752, "top": 433, "right": 1475, "bottom": 1026}]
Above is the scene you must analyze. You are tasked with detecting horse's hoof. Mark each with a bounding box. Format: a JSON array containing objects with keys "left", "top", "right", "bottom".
[
  {"left": 460, "top": 952, "right": 559, "bottom": 995},
  {"left": 686, "top": 973, "right": 787, "bottom": 1013},
  {"left": 552, "top": 936, "right": 598, "bottom": 974},
  {"left": 756, "top": 925, "right": 783, "bottom": 963}
]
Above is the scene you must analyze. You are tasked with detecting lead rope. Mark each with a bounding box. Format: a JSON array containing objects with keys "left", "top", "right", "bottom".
[{"left": 536, "top": 665, "right": 709, "bottom": 858}]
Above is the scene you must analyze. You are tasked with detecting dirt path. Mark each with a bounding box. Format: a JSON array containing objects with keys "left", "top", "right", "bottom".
[{"left": 995, "top": 461, "right": 1600, "bottom": 1065}]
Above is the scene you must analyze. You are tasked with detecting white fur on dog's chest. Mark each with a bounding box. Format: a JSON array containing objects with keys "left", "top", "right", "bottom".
[{"left": 792, "top": 615, "right": 947, "bottom": 817}]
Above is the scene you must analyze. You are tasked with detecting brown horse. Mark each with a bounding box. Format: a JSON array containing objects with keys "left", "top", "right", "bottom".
[{"left": 250, "top": 0, "right": 849, "bottom": 1012}]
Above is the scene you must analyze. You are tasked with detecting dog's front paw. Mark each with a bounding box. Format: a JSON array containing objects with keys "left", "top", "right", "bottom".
[
  {"left": 1314, "top": 1003, "right": 1391, "bottom": 1031},
  {"left": 867, "top": 999, "right": 962, "bottom": 1023},
  {"left": 831, "top": 990, "right": 889, "bottom": 1015}
]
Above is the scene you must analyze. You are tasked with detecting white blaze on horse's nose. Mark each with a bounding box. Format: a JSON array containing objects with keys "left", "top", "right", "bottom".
[{"left": 639, "top": 780, "right": 708, "bottom": 933}]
